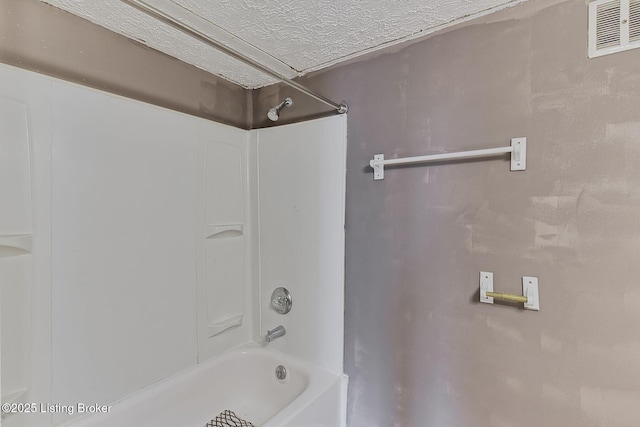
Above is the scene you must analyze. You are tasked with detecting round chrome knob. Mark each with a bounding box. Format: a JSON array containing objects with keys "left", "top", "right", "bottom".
[{"left": 271, "top": 287, "right": 292, "bottom": 314}]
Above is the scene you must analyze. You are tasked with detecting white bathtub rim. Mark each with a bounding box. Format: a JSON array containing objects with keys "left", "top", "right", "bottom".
[
  {"left": 61, "top": 341, "right": 341, "bottom": 427},
  {"left": 263, "top": 372, "right": 348, "bottom": 427},
  {"left": 60, "top": 340, "right": 252, "bottom": 426}
]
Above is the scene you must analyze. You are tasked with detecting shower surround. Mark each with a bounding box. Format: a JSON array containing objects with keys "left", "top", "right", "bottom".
[{"left": 0, "top": 62, "right": 347, "bottom": 427}]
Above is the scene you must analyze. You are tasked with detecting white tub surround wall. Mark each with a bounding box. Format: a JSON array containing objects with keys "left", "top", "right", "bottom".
[
  {"left": 0, "top": 65, "right": 53, "bottom": 427},
  {"left": 0, "top": 63, "right": 347, "bottom": 427},
  {"left": 0, "top": 97, "right": 32, "bottom": 411},
  {"left": 49, "top": 80, "right": 234, "bottom": 425},
  {"left": 0, "top": 63, "right": 252, "bottom": 426},
  {"left": 253, "top": 116, "right": 348, "bottom": 427},
  {"left": 255, "top": 117, "right": 347, "bottom": 376},
  {"left": 195, "top": 115, "right": 255, "bottom": 361}
]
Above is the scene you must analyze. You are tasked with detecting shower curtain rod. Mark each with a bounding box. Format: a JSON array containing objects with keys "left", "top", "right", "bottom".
[{"left": 121, "top": 0, "right": 348, "bottom": 114}]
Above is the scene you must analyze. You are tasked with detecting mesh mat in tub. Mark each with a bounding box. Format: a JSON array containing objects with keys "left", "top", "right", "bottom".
[{"left": 205, "top": 410, "right": 255, "bottom": 427}]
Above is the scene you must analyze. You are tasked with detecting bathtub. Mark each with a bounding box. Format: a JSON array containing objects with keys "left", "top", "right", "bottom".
[{"left": 62, "top": 344, "right": 346, "bottom": 427}]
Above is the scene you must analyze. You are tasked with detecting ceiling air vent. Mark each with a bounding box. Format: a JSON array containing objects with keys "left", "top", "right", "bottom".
[{"left": 589, "top": 0, "right": 640, "bottom": 57}]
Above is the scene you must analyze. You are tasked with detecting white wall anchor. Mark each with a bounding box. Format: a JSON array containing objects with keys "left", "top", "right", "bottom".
[{"left": 479, "top": 272, "right": 539, "bottom": 311}]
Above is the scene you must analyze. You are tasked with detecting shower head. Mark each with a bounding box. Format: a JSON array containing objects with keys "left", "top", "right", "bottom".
[{"left": 267, "top": 97, "right": 293, "bottom": 121}]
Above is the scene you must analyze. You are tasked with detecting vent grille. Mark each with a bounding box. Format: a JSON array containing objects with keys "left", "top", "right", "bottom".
[
  {"left": 589, "top": 0, "right": 640, "bottom": 57},
  {"left": 596, "top": 1, "right": 621, "bottom": 49},
  {"left": 631, "top": 0, "right": 640, "bottom": 41}
]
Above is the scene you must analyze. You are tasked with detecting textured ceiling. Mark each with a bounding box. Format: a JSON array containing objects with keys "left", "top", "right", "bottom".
[{"left": 41, "top": 0, "right": 525, "bottom": 88}]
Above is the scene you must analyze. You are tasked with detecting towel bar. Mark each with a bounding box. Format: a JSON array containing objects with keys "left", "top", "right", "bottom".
[{"left": 479, "top": 272, "right": 540, "bottom": 311}]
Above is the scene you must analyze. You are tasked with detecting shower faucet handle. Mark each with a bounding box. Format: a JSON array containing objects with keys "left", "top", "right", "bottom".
[{"left": 271, "top": 287, "right": 292, "bottom": 314}]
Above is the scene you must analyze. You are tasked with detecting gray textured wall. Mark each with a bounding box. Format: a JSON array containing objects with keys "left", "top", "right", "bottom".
[
  {"left": 255, "top": 1, "right": 640, "bottom": 426},
  {"left": 0, "top": 0, "right": 250, "bottom": 128}
]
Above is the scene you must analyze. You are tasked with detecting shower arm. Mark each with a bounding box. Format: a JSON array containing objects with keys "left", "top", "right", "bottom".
[{"left": 121, "top": 0, "right": 348, "bottom": 115}]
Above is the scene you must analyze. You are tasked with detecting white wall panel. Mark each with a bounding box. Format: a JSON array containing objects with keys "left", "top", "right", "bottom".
[
  {"left": 256, "top": 115, "right": 346, "bottom": 374},
  {"left": 0, "top": 98, "right": 32, "bottom": 408},
  {"left": 204, "top": 143, "right": 244, "bottom": 227},
  {"left": 0, "top": 63, "right": 53, "bottom": 427},
  {"left": 50, "top": 83, "right": 200, "bottom": 424},
  {"left": 195, "top": 125, "right": 255, "bottom": 362},
  {"left": 0, "top": 99, "right": 32, "bottom": 235},
  {"left": 203, "top": 142, "right": 246, "bottom": 338}
]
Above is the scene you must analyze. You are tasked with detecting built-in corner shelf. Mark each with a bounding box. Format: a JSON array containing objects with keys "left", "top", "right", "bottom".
[
  {"left": 205, "top": 224, "right": 243, "bottom": 239},
  {"left": 208, "top": 314, "right": 243, "bottom": 337},
  {"left": 0, "top": 234, "right": 32, "bottom": 258}
]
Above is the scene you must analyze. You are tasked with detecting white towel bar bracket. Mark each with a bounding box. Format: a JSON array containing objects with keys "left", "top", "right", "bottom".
[
  {"left": 370, "top": 137, "right": 527, "bottom": 181},
  {"left": 371, "top": 154, "right": 385, "bottom": 180}
]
